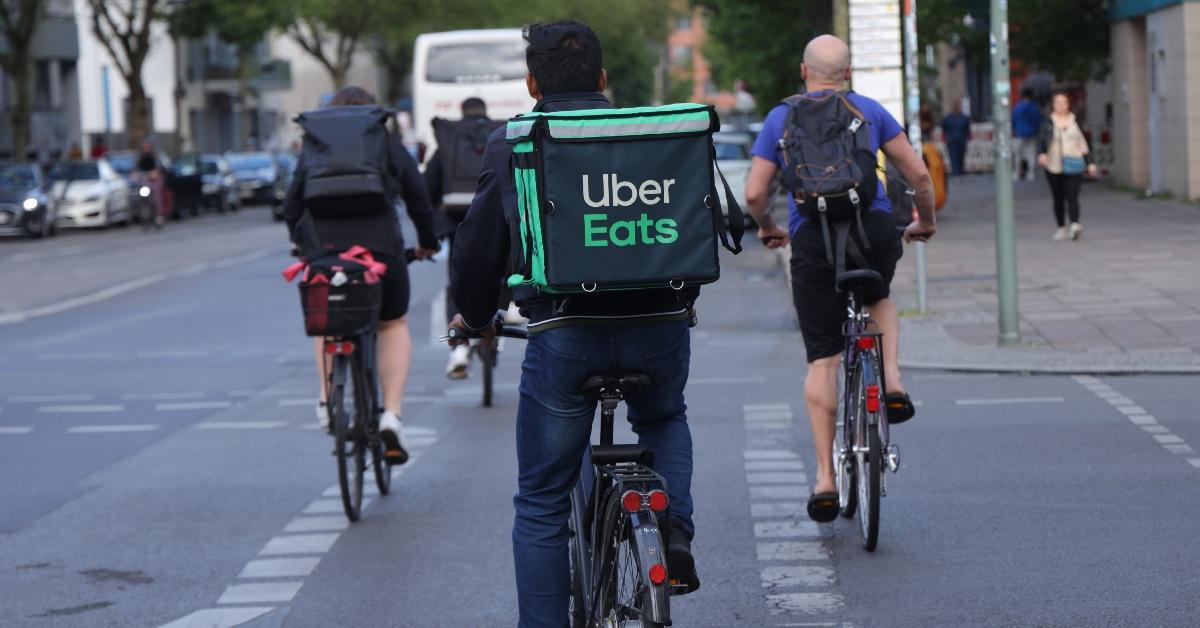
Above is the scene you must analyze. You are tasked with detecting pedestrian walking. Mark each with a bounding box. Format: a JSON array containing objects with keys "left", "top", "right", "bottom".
[
  {"left": 1011, "top": 88, "right": 1042, "bottom": 181},
  {"left": 941, "top": 100, "right": 970, "bottom": 175},
  {"left": 1038, "top": 92, "right": 1097, "bottom": 241}
]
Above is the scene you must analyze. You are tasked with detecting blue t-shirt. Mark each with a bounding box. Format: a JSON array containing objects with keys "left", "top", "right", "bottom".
[
  {"left": 1011, "top": 99, "right": 1043, "bottom": 138},
  {"left": 752, "top": 91, "right": 905, "bottom": 238}
]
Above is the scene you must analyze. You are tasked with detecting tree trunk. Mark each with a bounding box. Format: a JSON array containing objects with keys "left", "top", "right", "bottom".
[
  {"left": 9, "top": 61, "right": 31, "bottom": 162},
  {"left": 330, "top": 63, "right": 348, "bottom": 90},
  {"left": 127, "top": 82, "right": 151, "bottom": 149}
]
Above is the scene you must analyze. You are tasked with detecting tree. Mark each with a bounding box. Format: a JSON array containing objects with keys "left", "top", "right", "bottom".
[
  {"left": 283, "top": 0, "right": 387, "bottom": 88},
  {"left": 1010, "top": 0, "right": 1110, "bottom": 82},
  {"left": 87, "top": 0, "right": 163, "bottom": 148},
  {"left": 0, "top": 0, "right": 42, "bottom": 161},
  {"left": 696, "top": 0, "right": 832, "bottom": 113}
]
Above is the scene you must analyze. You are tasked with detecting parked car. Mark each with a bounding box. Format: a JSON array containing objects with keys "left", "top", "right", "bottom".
[
  {"left": 274, "top": 155, "right": 297, "bottom": 221},
  {"left": 0, "top": 163, "right": 57, "bottom": 238},
  {"left": 173, "top": 154, "right": 240, "bottom": 214},
  {"left": 226, "top": 151, "right": 285, "bottom": 208},
  {"left": 49, "top": 159, "right": 131, "bottom": 229},
  {"left": 713, "top": 131, "right": 753, "bottom": 226}
]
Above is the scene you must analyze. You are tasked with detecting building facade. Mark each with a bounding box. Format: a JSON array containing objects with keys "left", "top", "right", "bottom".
[
  {"left": 1109, "top": 0, "right": 1200, "bottom": 199},
  {"left": 665, "top": 6, "right": 737, "bottom": 112},
  {"left": 0, "top": 0, "right": 81, "bottom": 160}
]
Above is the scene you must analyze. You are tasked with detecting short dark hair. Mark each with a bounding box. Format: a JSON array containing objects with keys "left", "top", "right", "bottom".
[
  {"left": 1020, "top": 87, "right": 1034, "bottom": 99},
  {"left": 329, "top": 85, "right": 376, "bottom": 107},
  {"left": 523, "top": 21, "right": 603, "bottom": 95},
  {"left": 461, "top": 97, "right": 487, "bottom": 118}
]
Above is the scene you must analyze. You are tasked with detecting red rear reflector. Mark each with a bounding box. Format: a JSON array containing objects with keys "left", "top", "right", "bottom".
[
  {"left": 648, "top": 563, "right": 667, "bottom": 585},
  {"left": 865, "top": 384, "right": 881, "bottom": 413},
  {"left": 856, "top": 336, "right": 876, "bottom": 350},
  {"left": 648, "top": 490, "right": 669, "bottom": 513},
  {"left": 621, "top": 490, "right": 643, "bottom": 513},
  {"left": 324, "top": 343, "right": 336, "bottom": 355}
]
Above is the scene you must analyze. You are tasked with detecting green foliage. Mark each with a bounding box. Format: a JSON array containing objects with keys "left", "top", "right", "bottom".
[
  {"left": 1010, "top": 0, "right": 1110, "bottom": 82},
  {"left": 696, "top": 0, "right": 832, "bottom": 113},
  {"left": 172, "top": 0, "right": 284, "bottom": 48}
]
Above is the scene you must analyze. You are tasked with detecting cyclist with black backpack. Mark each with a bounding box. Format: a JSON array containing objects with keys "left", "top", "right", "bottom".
[
  {"left": 744, "top": 35, "right": 937, "bottom": 523},
  {"left": 284, "top": 86, "right": 439, "bottom": 465},
  {"left": 445, "top": 21, "right": 747, "bottom": 626},
  {"left": 424, "top": 97, "right": 505, "bottom": 379}
]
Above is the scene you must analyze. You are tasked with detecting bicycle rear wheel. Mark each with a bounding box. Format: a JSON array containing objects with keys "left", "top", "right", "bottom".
[
  {"left": 596, "top": 491, "right": 669, "bottom": 627},
  {"left": 854, "top": 355, "right": 881, "bottom": 551},
  {"left": 332, "top": 353, "right": 366, "bottom": 521},
  {"left": 567, "top": 480, "right": 589, "bottom": 627}
]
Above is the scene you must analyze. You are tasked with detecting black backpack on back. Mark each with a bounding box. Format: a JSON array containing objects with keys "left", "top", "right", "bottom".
[
  {"left": 776, "top": 91, "right": 878, "bottom": 265},
  {"left": 296, "top": 105, "right": 396, "bottom": 218},
  {"left": 432, "top": 117, "right": 504, "bottom": 210}
]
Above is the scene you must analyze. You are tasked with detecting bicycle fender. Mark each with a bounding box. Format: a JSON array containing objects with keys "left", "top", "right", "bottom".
[{"left": 627, "top": 511, "right": 672, "bottom": 624}]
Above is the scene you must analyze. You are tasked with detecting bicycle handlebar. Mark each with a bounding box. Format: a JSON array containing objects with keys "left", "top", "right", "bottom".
[{"left": 442, "top": 311, "right": 528, "bottom": 343}]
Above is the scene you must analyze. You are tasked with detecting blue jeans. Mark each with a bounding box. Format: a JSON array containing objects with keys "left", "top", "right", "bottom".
[{"left": 512, "top": 321, "right": 694, "bottom": 628}]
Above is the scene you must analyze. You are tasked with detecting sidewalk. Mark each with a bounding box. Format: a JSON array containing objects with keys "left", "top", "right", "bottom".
[{"left": 889, "top": 175, "right": 1200, "bottom": 373}]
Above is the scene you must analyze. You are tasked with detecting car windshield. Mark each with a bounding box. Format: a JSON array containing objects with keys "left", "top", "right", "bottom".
[
  {"left": 226, "top": 154, "right": 273, "bottom": 171},
  {"left": 50, "top": 162, "right": 100, "bottom": 181},
  {"left": 0, "top": 164, "right": 37, "bottom": 188},
  {"left": 425, "top": 42, "right": 527, "bottom": 83},
  {"left": 714, "top": 141, "right": 750, "bottom": 161},
  {"left": 107, "top": 153, "right": 136, "bottom": 175},
  {"left": 200, "top": 160, "right": 220, "bottom": 175}
]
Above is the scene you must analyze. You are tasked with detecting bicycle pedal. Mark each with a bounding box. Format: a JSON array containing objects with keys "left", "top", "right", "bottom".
[
  {"left": 886, "top": 443, "right": 901, "bottom": 473},
  {"left": 668, "top": 581, "right": 691, "bottom": 596}
]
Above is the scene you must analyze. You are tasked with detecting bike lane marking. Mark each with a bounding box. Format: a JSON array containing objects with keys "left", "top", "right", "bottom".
[
  {"left": 742, "top": 403, "right": 846, "bottom": 620},
  {"left": 1073, "top": 376, "right": 1198, "bottom": 461}
]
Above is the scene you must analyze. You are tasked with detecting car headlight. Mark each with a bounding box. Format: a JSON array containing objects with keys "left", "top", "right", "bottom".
[
  {"left": 138, "top": 186, "right": 151, "bottom": 198},
  {"left": 83, "top": 194, "right": 102, "bottom": 203},
  {"left": 22, "top": 198, "right": 38, "bottom": 211}
]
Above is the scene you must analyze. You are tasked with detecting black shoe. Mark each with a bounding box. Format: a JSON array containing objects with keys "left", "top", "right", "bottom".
[{"left": 667, "top": 520, "right": 700, "bottom": 594}]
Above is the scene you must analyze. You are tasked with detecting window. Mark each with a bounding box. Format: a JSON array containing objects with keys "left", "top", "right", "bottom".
[
  {"left": 675, "top": 15, "right": 692, "bottom": 30},
  {"left": 672, "top": 45, "right": 692, "bottom": 64},
  {"left": 425, "top": 42, "right": 527, "bottom": 84}
]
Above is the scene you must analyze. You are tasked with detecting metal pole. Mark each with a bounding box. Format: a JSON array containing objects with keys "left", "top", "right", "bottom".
[
  {"left": 991, "top": 0, "right": 1020, "bottom": 345},
  {"left": 902, "top": 0, "right": 928, "bottom": 314}
]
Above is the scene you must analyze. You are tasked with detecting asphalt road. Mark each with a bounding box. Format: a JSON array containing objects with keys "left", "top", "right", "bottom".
[{"left": 0, "top": 207, "right": 1197, "bottom": 627}]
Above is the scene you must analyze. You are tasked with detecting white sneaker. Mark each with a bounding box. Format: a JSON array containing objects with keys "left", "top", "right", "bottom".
[
  {"left": 316, "top": 401, "right": 329, "bottom": 430},
  {"left": 378, "top": 411, "right": 408, "bottom": 465},
  {"left": 503, "top": 301, "right": 528, "bottom": 325},
  {"left": 1069, "top": 222, "right": 1082, "bottom": 240},
  {"left": 1053, "top": 227, "right": 1068, "bottom": 241},
  {"left": 446, "top": 345, "right": 471, "bottom": 380}
]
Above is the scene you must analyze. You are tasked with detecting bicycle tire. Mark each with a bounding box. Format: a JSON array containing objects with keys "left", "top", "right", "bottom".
[
  {"left": 481, "top": 339, "right": 495, "bottom": 408},
  {"left": 567, "top": 482, "right": 588, "bottom": 627},
  {"left": 855, "top": 354, "right": 881, "bottom": 551},
  {"left": 333, "top": 353, "right": 364, "bottom": 521},
  {"left": 372, "top": 430, "right": 391, "bottom": 495},
  {"left": 595, "top": 490, "right": 668, "bottom": 626}
]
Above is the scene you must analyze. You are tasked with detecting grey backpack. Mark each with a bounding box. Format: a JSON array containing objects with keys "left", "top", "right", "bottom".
[{"left": 296, "top": 105, "right": 396, "bottom": 217}]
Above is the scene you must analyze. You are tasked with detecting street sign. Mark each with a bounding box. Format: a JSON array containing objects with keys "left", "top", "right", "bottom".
[{"left": 849, "top": 0, "right": 903, "bottom": 122}]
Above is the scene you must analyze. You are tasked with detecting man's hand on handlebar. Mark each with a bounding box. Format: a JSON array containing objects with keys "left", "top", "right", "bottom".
[
  {"left": 412, "top": 246, "right": 438, "bottom": 261},
  {"left": 902, "top": 220, "right": 937, "bottom": 244},
  {"left": 758, "top": 223, "right": 789, "bottom": 249},
  {"left": 446, "top": 313, "right": 496, "bottom": 347}
]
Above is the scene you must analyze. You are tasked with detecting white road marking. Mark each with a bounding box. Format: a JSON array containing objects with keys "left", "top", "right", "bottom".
[
  {"left": 1163, "top": 444, "right": 1195, "bottom": 455},
  {"left": 227, "top": 389, "right": 259, "bottom": 397},
  {"left": 121, "top": 392, "right": 205, "bottom": 401},
  {"left": 750, "top": 485, "right": 807, "bottom": 500},
  {"left": 1154, "top": 434, "right": 1185, "bottom": 444},
  {"left": 689, "top": 376, "right": 769, "bottom": 385},
  {"left": 67, "top": 424, "right": 159, "bottom": 434},
  {"left": 744, "top": 403, "right": 793, "bottom": 412},
  {"left": 1127, "top": 414, "right": 1158, "bottom": 425},
  {"left": 430, "top": 288, "right": 447, "bottom": 346},
  {"left": 1142, "top": 425, "right": 1170, "bottom": 434},
  {"left": 36, "top": 351, "right": 117, "bottom": 361},
  {"left": 283, "top": 516, "right": 349, "bottom": 533},
  {"left": 238, "top": 558, "right": 320, "bottom": 579},
  {"left": 278, "top": 398, "right": 315, "bottom": 407},
  {"left": 1075, "top": 377, "right": 1200, "bottom": 473},
  {"left": 194, "top": 421, "right": 288, "bottom": 430},
  {"left": 156, "top": 607, "right": 275, "bottom": 628},
  {"left": 756, "top": 542, "right": 827, "bottom": 561},
  {"left": 38, "top": 404, "right": 123, "bottom": 413},
  {"left": 766, "top": 593, "right": 844, "bottom": 615},
  {"left": 217, "top": 581, "right": 302, "bottom": 604},
  {"left": 1115, "top": 405, "right": 1148, "bottom": 416},
  {"left": 157, "top": 401, "right": 233, "bottom": 411},
  {"left": 303, "top": 498, "right": 372, "bottom": 515},
  {"left": 955, "top": 396, "right": 1064, "bottom": 406},
  {"left": 744, "top": 410, "right": 795, "bottom": 422},
  {"left": 8, "top": 394, "right": 94, "bottom": 403},
  {"left": 0, "top": 427, "right": 33, "bottom": 435},
  {"left": 760, "top": 565, "right": 835, "bottom": 588},
  {"left": 1188, "top": 459, "right": 1200, "bottom": 469},
  {"left": 746, "top": 461, "right": 806, "bottom": 472},
  {"left": 136, "top": 349, "right": 212, "bottom": 359},
  {"left": 747, "top": 421, "right": 795, "bottom": 431},
  {"left": 750, "top": 503, "right": 803, "bottom": 518},
  {"left": 912, "top": 373, "right": 998, "bottom": 380},
  {"left": 0, "top": 272, "right": 168, "bottom": 325},
  {"left": 1102, "top": 396, "right": 1135, "bottom": 406},
  {"left": 754, "top": 521, "right": 820, "bottom": 538},
  {"left": 258, "top": 533, "right": 340, "bottom": 556},
  {"left": 745, "top": 450, "right": 800, "bottom": 460},
  {"left": 747, "top": 472, "right": 809, "bottom": 485}
]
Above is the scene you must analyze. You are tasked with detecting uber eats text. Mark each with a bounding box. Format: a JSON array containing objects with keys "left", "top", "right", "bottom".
[{"left": 580, "top": 174, "right": 679, "bottom": 247}]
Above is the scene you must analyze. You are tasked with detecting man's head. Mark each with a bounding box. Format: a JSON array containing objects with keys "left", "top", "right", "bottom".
[
  {"left": 329, "top": 85, "right": 376, "bottom": 107},
  {"left": 522, "top": 21, "right": 607, "bottom": 100},
  {"left": 140, "top": 142, "right": 153, "bottom": 154},
  {"left": 1020, "top": 87, "right": 1034, "bottom": 100},
  {"left": 801, "top": 35, "right": 852, "bottom": 89},
  {"left": 461, "top": 97, "right": 487, "bottom": 118}
]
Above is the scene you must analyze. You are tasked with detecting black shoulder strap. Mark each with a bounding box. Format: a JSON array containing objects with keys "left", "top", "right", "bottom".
[{"left": 712, "top": 148, "right": 745, "bottom": 255}]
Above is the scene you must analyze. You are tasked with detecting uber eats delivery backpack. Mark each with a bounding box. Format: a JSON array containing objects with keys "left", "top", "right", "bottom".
[
  {"left": 432, "top": 117, "right": 505, "bottom": 216},
  {"left": 296, "top": 105, "right": 396, "bottom": 218},
  {"left": 776, "top": 91, "right": 878, "bottom": 268},
  {"left": 504, "top": 103, "right": 744, "bottom": 295}
]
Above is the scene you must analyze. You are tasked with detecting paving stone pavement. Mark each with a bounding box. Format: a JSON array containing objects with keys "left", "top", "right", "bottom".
[{"left": 889, "top": 174, "right": 1200, "bottom": 372}]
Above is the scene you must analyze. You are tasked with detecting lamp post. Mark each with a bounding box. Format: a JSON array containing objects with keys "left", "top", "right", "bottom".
[{"left": 991, "top": 0, "right": 1020, "bottom": 345}]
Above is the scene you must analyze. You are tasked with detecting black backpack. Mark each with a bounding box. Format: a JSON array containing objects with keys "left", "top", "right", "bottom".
[
  {"left": 776, "top": 91, "right": 878, "bottom": 265},
  {"left": 432, "top": 117, "right": 504, "bottom": 211},
  {"left": 296, "top": 105, "right": 396, "bottom": 218}
]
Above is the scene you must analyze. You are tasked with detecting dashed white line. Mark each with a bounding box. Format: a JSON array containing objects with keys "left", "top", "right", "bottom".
[
  {"left": 8, "top": 394, "right": 94, "bottom": 403},
  {"left": 136, "top": 349, "right": 212, "bottom": 359},
  {"left": 750, "top": 485, "right": 807, "bottom": 500},
  {"left": 258, "top": 533, "right": 340, "bottom": 556},
  {"left": 748, "top": 472, "right": 810, "bottom": 485},
  {"left": 0, "top": 426, "right": 33, "bottom": 435},
  {"left": 955, "top": 396, "right": 1064, "bottom": 406},
  {"left": 239, "top": 558, "right": 320, "bottom": 579},
  {"left": 67, "top": 424, "right": 159, "bottom": 434},
  {"left": 1153, "top": 434, "right": 1185, "bottom": 444},
  {"left": 754, "top": 521, "right": 819, "bottom": 538},
  {"left": 194, "top": 421, "right": 288, "bottom": 430},
  {"left": 1127, "top": 414, "right": 1158, "bottom": 425},
  {"left": 746, "top": 460, "right": 806, "bottom": 472},
  {"left": 1142, "top": 425, "right": 1170, "bottom": 434},
  {"left": 278, "top": 398, "right": 316, "bottom": 407},
  {"left": 1115, "top": 405, "right": 1148, "bottom": 416},
  {"left": 750, "top": 503, "right": 804, "bottom": 518},
  {"left": 1187, "top": 459, "right": 1200, "bottom": 469},
  {"left": 756, "top": 542, "right": 827, "bottom": 561},
  {"left": 217, "top": 581, "right": 302, "bottom": 604},
  {"left": 1073, "top": 376, "right": 1199, "bottom": 472},
  {"left": 747, "top": 422, "right": 795, "bottom": 431},
  {"left": 121, "top": 392, "right": 205, "bottom": 401},
  {"left": 744, "top": 450, "right": 801, "bottom": 460},
  {"left": 157, "top": 607, "right": 274, "bottom": 628},
  {"left": 303, "top": 498, "right": 370, "bottom": 515},
  {"left": 38, "top": 404, "right": 123, "bottom": 413},
  {"left": 157, "top": 401, "right": 233, "bottom": 411},
  {"left": 760, "top": 565, "right": 835, "bottom": 588},
  {"left": 766, "top": 593, "right": 845, "bottom": 615},
  {"left": 283, "top": 516, "right": 349, "bottom": 533}
]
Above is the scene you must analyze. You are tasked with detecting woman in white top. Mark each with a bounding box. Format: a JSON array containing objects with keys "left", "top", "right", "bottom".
[{"left": 1037, "top": 92, "right": 1098, "bottom": 241}]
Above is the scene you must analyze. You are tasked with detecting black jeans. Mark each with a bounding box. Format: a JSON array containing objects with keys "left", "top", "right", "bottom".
[{"left": 1045, "top": 172, "right": 1082, "bottom": 227}]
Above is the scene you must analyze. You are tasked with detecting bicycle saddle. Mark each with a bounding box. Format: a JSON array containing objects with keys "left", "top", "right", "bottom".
[
  {"left": 835, "top": 269, "right": 884, "bottom": 293},
  {"left": 580, "top": 373, "right": 652, "bottom": 398}
]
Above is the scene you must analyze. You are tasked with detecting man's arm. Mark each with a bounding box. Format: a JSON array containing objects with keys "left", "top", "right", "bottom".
[
  {"left": 745, "top": 156, "right": 788, "bottom": 248},
  {"left": 390, "top": 140, "right": 439, "bottom": 251},
  {"left": 282, "top": 158, "right": 305, "bottom": 240},
  {"left": 449, "top": 133, "right": 510, "bottom": 331},
  {"left": 881, "top": 133, "right": 937, "bottom": 242},
  {"left": 423, "top": 151, "right": 443, "bottom": 209}
]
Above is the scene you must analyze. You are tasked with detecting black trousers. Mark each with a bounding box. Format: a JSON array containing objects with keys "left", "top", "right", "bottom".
[{"left": 1045, "top": 172, "right": 1082, "bottom": 227}]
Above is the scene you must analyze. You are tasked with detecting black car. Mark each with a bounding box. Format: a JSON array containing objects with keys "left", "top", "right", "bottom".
[
  {"left": 226, "top": 152, "right": 285, "bottom": 208},
  {"left": 0, "top": 163, "right": 56, "bottom": 238}
]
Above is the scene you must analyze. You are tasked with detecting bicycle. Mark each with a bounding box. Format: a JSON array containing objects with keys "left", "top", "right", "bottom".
[
  {"left": 832, "top": 269, "right": 902, "bottom": 552},
  {"left": 447, "top": 318, "right": 685, "bottom": 627}
]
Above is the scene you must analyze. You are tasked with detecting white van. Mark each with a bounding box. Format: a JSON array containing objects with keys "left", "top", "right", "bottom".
[{"left": 411, "top": 29, "right": 536, "bottom": 164}]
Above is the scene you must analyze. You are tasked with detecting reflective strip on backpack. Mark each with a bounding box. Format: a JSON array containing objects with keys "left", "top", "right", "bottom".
[{"left": 545, "top": 112, "right": 712, "bottom": 139}]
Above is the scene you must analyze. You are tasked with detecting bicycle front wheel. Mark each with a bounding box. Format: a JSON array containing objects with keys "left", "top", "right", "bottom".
[{"left": 479, "top": 338, "right": 497, "bottom": 407}]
